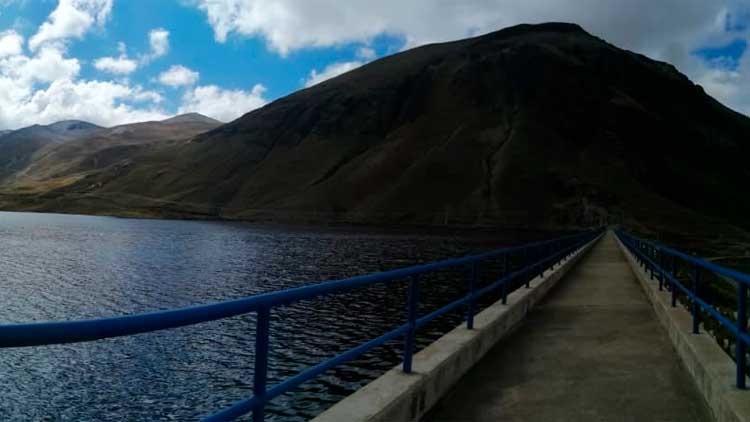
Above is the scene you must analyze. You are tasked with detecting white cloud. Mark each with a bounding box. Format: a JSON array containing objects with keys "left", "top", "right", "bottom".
[
  {"left": 0, "top": 46, "right": 80, "bottom": 84},
  {"left": 6, "top": 79, "right": 168, "bottom": 127},
  {"left": 179, "top": 84, "right": 267, "bottom": 122},
  {"left": 304, "top": 60, "right": 362, "bottom": 87},
  {"left": 0, "top": 34, "right": 165, "bottom": 129},
  {"left": 158, "top": 64, "right": 199, "bottom": 87},
  {"left": 356, "top": 46, "right": 375, "bottom": 60},
  {"left": 94, "top": 55, "right": 138, "bottom": 75},
  {"left": 94, "top": 32, "right": 167, "bottom": 76},
  {"left": 141, "top": 28, "right": 169, "bottom": 63},
  {"left": 132, "top": 89, "right": 163, "bottom": 104},
  {"left": 0, "top": 63, "right": 167, "bottom": 129},
  {"left": 29, "top": 0, "right": 112, "bottom": 51},
  {"left": 190, "top": 0, "right": 750, "bottom": 115},
  {"left": 0, "top": 30, "right": 23, "bottom": 57},
  {"left": 191, "top": 0, "right": 732, "bottom": 55},
  {"left": 93, "top": 41, "right": 138, "bottom": 75},
  {"left": 0, "top": 3, "right": 273, "bottom": 129}
]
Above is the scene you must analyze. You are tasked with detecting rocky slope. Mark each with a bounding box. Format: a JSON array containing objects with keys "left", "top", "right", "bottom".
[{"left": 1, "top": 23, "right": 749, "bottom": 234}]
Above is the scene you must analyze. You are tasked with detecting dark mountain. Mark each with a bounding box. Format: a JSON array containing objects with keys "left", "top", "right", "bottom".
[{"left": 1, "top": 23, "right": 749, "bottom": 234}]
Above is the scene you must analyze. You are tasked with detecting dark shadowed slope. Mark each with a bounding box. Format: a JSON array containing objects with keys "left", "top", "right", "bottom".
[{"left": 2, "top": 23, "right": 750, "bottom": 233}]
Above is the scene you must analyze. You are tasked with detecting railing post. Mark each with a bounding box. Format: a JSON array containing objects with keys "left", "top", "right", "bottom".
[
  {"left": 666, "top": 254, "right": 673, "bottom": 291},
  {"left": 636, "top": 240, "right": 646, "bottom": 267},
  {"left": 692, "top": 264, "right": 700, "bottom": 335},
  {"left": 658, "top": 250, "right": 664, "bottom": 291},
  {"left": 659, "top": 251, "right": 674, "bottom": 292},
  {"left": 502, "top": 253, "right": 508, "bottom": 305},
  {"left": 737, "top": 282, "right": 748, "bottom": 389},
  {"left": 671, "top": 256, "right": 678, "bottom": 308},
  {"left": 539, "top": 245, "right": 545, "bottom": 280},
  {"left": 525, "top": 247, "right": 531, "bottom": 288},
  {"left": 403, "top": 276, "right": 419, "bottom": 374},
  {"left": 550, "top": 241, "right": 556, "bottom": 271},
  {"left": 253, "top": 307, "right": 271, "bottom": 422},
  {"left": 641, "top": 242, "right": 646, "bottom": 266},
  {"left": 467, "top": 262, "right": 477, "bottom": 329},
  {"left": 650, "top": 245, "right": 656, "bottom": 279}
]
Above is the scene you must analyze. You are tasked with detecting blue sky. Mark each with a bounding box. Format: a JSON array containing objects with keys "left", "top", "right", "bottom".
[
  {"left": 0, "top": 0, "right": 747, "bottom": 129},
  {"left": 695, "top": 39, "right": 747, "bottom": 70},
  {"left": 0, "top": 0, "right": 408, "bottom": 127},
  {"left": 58, "top": 1, "right": 403, "bottom": 110}
]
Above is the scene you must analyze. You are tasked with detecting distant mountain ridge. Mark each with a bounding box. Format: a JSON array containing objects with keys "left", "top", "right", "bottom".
[
  {"left": 0, "top": 120, "right": 105, "bottom": 182},
  {"left": 0, "top": 24, "right": 749, "bottom": 236},
  {"left": 160, "top": 113, "right": 222, "bottom": 126},
  {"left": 0, "top": 119, "right": 103, "bottom": 143},
  {"left": 0, "top": 113, "right": 221, "bottom": 192},
  {"left": 0, "top": 113, "right": 218, "bottom": 137},
  {"left": 44, "top": 120, "right": 103, "bottom": 135}
]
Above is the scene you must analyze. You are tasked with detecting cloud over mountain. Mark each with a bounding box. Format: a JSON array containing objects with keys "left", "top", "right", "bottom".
[
  {"left": 304, "top": 61, "right": 363, "bottom": 87},
  {"left": 0, "top": 0, "right": 747, "bottom": 130},
  {"left": 178, "top": 84, "right": 267, "bottom": 122},
  {"left": 192, "top": 0, "right": 750, "bottom": 115}
]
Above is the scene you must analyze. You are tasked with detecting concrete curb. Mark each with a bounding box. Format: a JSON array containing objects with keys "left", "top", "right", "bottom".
[
  {"left": 615, "top": 235, "right": 750, "bottom": 422},
  {"left": 312, "top": 234, "right": 603, "bottom": 422}
]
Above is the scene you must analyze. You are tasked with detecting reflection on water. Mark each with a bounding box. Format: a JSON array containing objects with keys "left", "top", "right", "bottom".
[{"left": 0, "top": 211, "right": 542, "bottom": 421}]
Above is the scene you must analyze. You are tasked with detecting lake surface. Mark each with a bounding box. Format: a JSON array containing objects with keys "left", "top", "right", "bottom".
[{"left": 0, "top": 211, "right": 537, "bottom": 421}]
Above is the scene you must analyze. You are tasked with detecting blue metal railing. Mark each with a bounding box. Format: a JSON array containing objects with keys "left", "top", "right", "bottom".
[
  {"left": 615, "top": 230, "right": 750, "bottom": 389},
  {"left": 0, "top": 229, "right": 602, "bottom": 421}
]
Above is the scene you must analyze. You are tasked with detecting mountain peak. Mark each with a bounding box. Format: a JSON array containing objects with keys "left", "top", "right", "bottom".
[
  {"left": 46, "top": 120, "right": 102, "bottom": 132},
  {"left": 162, "top": 113, "right": 222, "bottom": 125},
  {"left": 481, "top": 22, "right": 589, "bottom": 40}
]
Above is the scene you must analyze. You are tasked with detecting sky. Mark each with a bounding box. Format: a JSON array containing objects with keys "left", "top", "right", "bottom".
[{"left": 0, "top": 0, "right": 748, "bottom": 130}]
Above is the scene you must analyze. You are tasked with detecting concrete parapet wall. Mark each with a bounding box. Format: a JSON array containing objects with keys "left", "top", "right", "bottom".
[
  {"left": 615, "top": 235, "right": 750, "bottom": 422},
  {"left": 312, "top": 234, "right": 603, "bottom": 422}
]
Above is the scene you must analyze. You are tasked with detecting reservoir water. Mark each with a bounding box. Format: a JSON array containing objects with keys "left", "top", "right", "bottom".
[{"left": 0, "top": 211, "right": 536, "bottom": 421}]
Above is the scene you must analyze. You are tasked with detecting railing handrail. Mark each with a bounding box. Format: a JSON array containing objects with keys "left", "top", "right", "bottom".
[
  {"left": 629, "top": 236, "right": 750, "bottom": 285},
  {"left": 0, "top": 228, "right": 603, "bottom": 421},
  {"left": 0, "top": 230, "right": 589, "bottom": 347},
  {"left": 615, "top": 229, "right": 749, "bottom": 390}
]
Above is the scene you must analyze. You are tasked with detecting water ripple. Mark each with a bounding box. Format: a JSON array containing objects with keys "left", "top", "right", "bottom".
[{"left": 0, "top": 211, "right": 542, "bottom": 421}]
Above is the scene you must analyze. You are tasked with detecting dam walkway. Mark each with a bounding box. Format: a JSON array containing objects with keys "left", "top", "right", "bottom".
[
  {"left": 426, "top": 232, "right": 711, "bottom": 421},
  {"left": 2, "top": 228, "right": 748, "bottom": 421}
]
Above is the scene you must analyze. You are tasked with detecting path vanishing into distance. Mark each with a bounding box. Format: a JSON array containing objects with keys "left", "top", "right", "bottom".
[{"left": 427, "top": 232, "right": 711, "bottom": 422}]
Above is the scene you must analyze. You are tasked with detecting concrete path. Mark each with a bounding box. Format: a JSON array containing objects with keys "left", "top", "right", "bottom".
[{"left": 426, "top": 232, "right": 711, "bottom": 422}]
